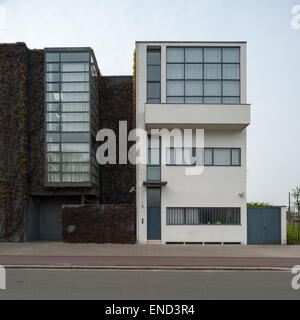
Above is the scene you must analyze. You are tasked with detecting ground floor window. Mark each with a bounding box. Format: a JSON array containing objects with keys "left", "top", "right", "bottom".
[{"left": 167, "top": 207, "right": 241, "bottom": 225}]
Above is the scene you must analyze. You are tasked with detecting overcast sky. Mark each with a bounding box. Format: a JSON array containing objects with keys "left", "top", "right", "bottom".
[{"left": 0, "top": 0, "right": 299, "bottom": 206}]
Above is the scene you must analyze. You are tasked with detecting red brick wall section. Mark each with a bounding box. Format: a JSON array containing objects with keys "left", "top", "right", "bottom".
[{"left": 62, "top": 205, "right": 136, "bottom": 244}]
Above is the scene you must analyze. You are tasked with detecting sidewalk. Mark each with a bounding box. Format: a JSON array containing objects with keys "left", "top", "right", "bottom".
[{"left": 0, "top": 242, "right": 299, "bottom": 270}]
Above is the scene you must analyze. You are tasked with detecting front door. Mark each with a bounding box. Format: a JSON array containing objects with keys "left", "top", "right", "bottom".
[{"left": 147, "top": 188, "right": 161, "bottom": 240}]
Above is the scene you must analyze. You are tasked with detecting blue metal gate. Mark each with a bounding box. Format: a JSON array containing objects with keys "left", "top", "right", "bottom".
[{"left": 247, "top": 208, "right": 281, "bottom": 244}]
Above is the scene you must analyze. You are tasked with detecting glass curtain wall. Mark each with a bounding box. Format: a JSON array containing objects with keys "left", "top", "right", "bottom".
[
  {"left": 167, "top": 47, "right": 240, "bottom": 104},
  {"left": 45, "top": 49, "right": 99, "bottom": 186}
]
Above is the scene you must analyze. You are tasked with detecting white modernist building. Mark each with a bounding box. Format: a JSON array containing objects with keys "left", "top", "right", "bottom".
[{"left": 136, "top": 41, "right": 251, "bottom": 244}]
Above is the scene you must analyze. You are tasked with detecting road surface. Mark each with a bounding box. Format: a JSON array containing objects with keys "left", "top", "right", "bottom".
[{"left": 0, "top": 270, "right": 299, "bottom": 300}]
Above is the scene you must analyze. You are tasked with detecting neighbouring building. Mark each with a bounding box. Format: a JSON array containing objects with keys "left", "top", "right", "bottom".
[
  {"left": 0, "top": 43, "right": 135, "bottom": 242},
  {"left": 135, "top": 42, "right": 251, "bottom": 244}
]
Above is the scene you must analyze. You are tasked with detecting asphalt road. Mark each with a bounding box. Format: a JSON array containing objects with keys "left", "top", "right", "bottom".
[{"left": 0, "top": 270, "right": 300, "bottom": 300}]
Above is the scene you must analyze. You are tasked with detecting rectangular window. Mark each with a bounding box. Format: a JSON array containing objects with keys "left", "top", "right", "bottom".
[
  {"left": 147, "top": 136, "right": 161, "bottom": 181},
  {"left": 167, "top": 208, "right": 241, "bottom": 225},
  {"left": 167, "top": 47, "right": 240, "bottom": 104},
  {"left": 147, "top": 49, "right": 161, "bottom": 104},
  {"left": 166, "top": 148, "right": 241, "bottom": 166}
]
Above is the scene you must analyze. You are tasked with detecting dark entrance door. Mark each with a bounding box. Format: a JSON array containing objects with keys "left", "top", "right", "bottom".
[
  {"left": 147, "top": 188, "right": 161, "bottom": 240},
  {"left": 247, "top": 208, "right": 281, "bottom": 244}
]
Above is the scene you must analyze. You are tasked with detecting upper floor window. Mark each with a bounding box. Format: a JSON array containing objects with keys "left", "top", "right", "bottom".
[
  {"left": 166, "top": 47, "right": 240, "bottom": 104},
  {"left": 147, "top": 49, "right": 161, "bottom": 104}
]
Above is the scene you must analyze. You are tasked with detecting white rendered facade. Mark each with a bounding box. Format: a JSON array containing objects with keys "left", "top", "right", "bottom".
[{"left": 136, "top": 42, "right": 251, "bottom": 244}]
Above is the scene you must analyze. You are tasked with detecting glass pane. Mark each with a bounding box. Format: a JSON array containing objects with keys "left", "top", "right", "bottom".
[
  {"left": 62, "top": 173, "right": 90, "bottom": 183},
  {"left": 167, "top": 64, "right": 184, "bottom": 80},
  {"left": 223, "top": 64, "right": 240, "bottom": 80},
  {"left": 61, "top": 63, "right": 89, "bottom": 72},
  {"left": 61, "top": 52, "right": 90, "bottom": 62},
  {"left": 175, "top": 149, "right": 183, "bottom": 165},
  {"left": 46, "top": 73, "right": 60, "bottom": 82},
  {"left": 147, "top": 65, "right": 161, "bottom": 81},
  {"left": 147, "top": 51, "right": 161, "bottom": 65},
  {"left": 61, "top": 93, "right": 89, "bottom": 102},
  {"left": 148, "top": 136, "right": 160, "bottom": 148},
  {"left": 232, "top": 149, "right": 241, "bottom": 166},
  {"left": 62, "top": 103, "right": 89, "bottom": 112},
  {"left": 185, "top": 64, "right": 202, "bottom": 80},
  {"left": 47, "top": 103, "right": 60, "bottom": 112},
  {"left": 61, "top": 83, "right": 89, "bottom": 92},
  {"left": 183, "top": 148, "right": 195, "bottom": 165},
  {"left": 223, "top": 81, "right": 240, "bottom": 96},
  {"left": 48, "top": 164, "right": 60, "bottom": 172},
  {"left": 204, "top": 64, "right": 221, "bottom": 79},
  {"left": 47, "top": 153, "right": 61, "bottom": 163},
  {"left": 167, "top": 97, "right": 184, "bottom": 103},
  {"left": 204, "top": 97, "right": 222, "bottom": 104},
  {"left": 147, "top": 98, "right": 161, "bottom": 104},
  {"left": 148, "top": 149, "right": 160, "bottom": 165},
  {"left": 62, "top": 73, "right": 89, "bottom": 82},
  {"left": 204, "top": 48, "right": 221, "bottom": 62},
  {"left": 147, "top": 83, "right": 160, "bottom": 99},
  {"left": 185, "top": 97, "right": 203, "bottom": 104},
  {"left": 223, "top": 97, "right": 240, "bottom": 104},
  {"left": 46, "top": 133, "right": 60, "bottom": 143},
  {"left": 46, "top": 93, "right": 60, "bottom": 102},
  {"left": 223, "top": 48, "right": 240, "bottom": 63},
  {"left": 167, "top": 81, "right": 184, "bottom": 96},
  {"left": 205, "top": 149, "right": 213, "bottom": 165},
  {"left": 46, "top": 83, "right": 60, "bottom": 92},
  {"left": 167, "top": 48, "right": 184, "bottom": 63},
  {"left": 46, "top": 113, "right": 60, "bottom": 122},
  {"left": 214, "top": 149, "right": 231, "bottom": 166},
  {"left": 47, "top": 144, "right": 60, "bottom": 152},
  {"left": 47, "top": 123, "right": 60, "bottom": 131},
  {"left": 167, "top": 148, "right": 175, "bottom": 165},
  {"left": 61, "top": 143, "right": 90, "bottom": 152},
  {"left": 47, "top": 173, "right": 61, "bottom": 183},
  {"left": 147, "top": 166, "right": 161, "bottom": 181},
  {"left": 62, "top": 133, "right": 89, "bottom": 143},
  {"left": 195, "top": 148, "right": 204, "bottom": 165},
  {"left": 186, "top": 81, "right": 203, "bottom": 96},
  {"left": 46, "top": 64, "right": 59, "bottom": 72},
  {"left": 204, "top": 81, "right": 221, "bottom": 96},
  {"left": 185, "top": 48, "right": 203, "bottom": 63},
  {"left": 147, "top": 188, "right": 161, "bottom": 207},
  {"left": 62, "top": 153, "right": 90, "bottom": 162},
  {"left": 62, "top": 123, "right": 89, "bottom": 132},
  {"left": 46, "top": 53, "right": 59, "bottom": 62},
  {"left": 62, "top": 163, "right": 90, "bottom": 173}
]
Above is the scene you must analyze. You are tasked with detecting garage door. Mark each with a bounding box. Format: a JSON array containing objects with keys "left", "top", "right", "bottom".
[{"left": 247, "top": 208, "right": 281, "bottom": 244}]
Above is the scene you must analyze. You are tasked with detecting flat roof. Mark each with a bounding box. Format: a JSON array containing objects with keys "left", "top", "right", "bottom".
[
  {"left": 136, "top": 41, "right": 247, "bottom": 44},
  {"left": 44, "top": 47, "right": 99, "bottom": 72}
]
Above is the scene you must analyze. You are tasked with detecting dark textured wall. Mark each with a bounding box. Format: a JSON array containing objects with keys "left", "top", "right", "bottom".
[
  {"left": 0, "top": 43, "right": 30, "bottom": 241},
  {"left": 62, "top": 205, "right": 136, "bottom": 243},
  {"left": 99, "top": 76, "right": 135, "bottom": 205}
]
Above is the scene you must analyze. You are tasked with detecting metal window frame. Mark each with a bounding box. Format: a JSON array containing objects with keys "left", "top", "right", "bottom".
[
  {"left": 166, "top": 207, "right": 241, "bottom": 226},
  {"left": 166, "top": 147, "right": 242, "bottom": 167},
  {"left": 44, "top": 48, "right": 99, "bottom": 188},
  {"left": 166, "top": 47, "right": 241, "bottom": 104},
  {"left": 147, "top": 136, "right": 162, "bottom": 182},
  {"left": 147, "top": 49, "right": 161, "bottom": 103}
]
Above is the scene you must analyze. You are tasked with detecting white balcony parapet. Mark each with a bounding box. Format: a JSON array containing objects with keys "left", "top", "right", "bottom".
[{"left": 145, "top": 103, "right": 251, "bottom": 130}]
